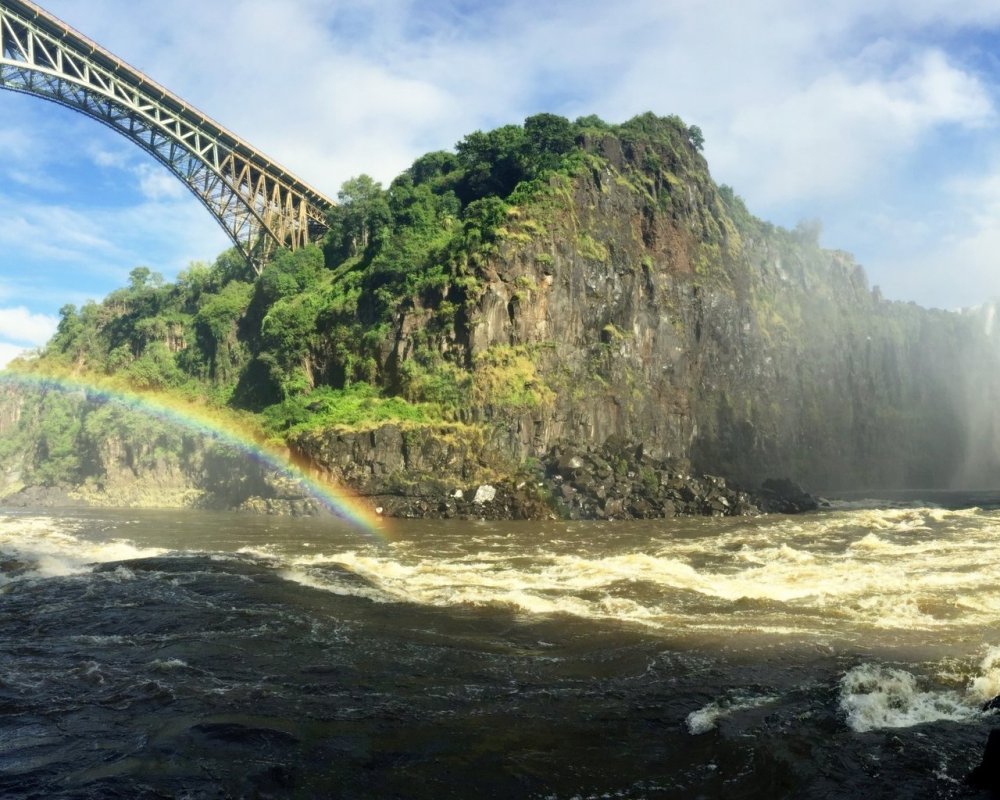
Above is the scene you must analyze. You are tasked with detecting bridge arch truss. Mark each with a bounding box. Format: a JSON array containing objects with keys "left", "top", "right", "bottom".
[{"left": 0, "top": 0, "right": 335, "bottom": 271}]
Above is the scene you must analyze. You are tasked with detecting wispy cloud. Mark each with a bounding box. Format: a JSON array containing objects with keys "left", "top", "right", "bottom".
[
  {"left": 133, "top": 164, "right": 187, "bottom": 201},
  {"left": 0, "top": 191, "right": 228, "bottom": 305},
  {"left": 0, "top": 202, "right": 119, "bottom": 263}
]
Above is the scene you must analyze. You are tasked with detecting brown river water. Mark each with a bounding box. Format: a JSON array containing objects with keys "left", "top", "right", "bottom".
[{"left": 2, "top": 497, "right": 999, "bottom": 798}]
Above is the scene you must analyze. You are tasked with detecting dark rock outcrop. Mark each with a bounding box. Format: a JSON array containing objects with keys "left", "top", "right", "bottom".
[
  {"left": 540, "top": 441, "right": 758, "bottom": 519},
  {"left": 967, "top": 728, "right": 1000, "bottom": 791},
  {"left": 1, "top": 485, "right": 81, "bottom": 509},
  {"left": 294, "top": 431, "right": 767, "bottom": 520},
  {"left": 755, "top": 478, "right": 820, "bottom": 514}
]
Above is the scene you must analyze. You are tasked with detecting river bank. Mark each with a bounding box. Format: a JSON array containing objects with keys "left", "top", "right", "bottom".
[
  {"left": 353, "top": 442, "right": 821, "bottom": 521},
  {"left": 2, "top": 432, "right": 820, "bottom": 520}
]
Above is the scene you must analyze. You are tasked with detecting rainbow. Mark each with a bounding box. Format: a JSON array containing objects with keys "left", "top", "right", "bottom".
[{"left": 0, "top": 368, "right": 387, "bottom": 540}]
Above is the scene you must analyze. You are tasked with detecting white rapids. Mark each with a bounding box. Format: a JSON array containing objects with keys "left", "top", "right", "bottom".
[
  {"left": 5, "top": 501, "right": 1000, "bottom": 735},
  {"left": 5, "top": 504, "right": 1000, "bottom": 641},
  {"left": 267, "top": 504, "right": 1000, "bottom": 643}
]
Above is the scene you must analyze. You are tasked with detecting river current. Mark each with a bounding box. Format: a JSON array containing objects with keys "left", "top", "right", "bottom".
[{"left": 2, "top": 497, "right": 999, "bottom": 798}]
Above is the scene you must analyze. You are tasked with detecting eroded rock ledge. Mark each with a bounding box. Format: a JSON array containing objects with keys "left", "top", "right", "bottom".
[
  {"left": 0, "top": 397, "right": 820, "bottom": 519},
  {"left": 296, "top": 426, "right": 819, "bottom": 521}
]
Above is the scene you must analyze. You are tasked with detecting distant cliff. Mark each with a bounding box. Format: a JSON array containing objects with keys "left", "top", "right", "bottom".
[
  {"left": 0, "top": 383, "right": 321, "bottom": 513},
  {"left": 6, "top": 112, "right": 1000, "bottom": 514}
]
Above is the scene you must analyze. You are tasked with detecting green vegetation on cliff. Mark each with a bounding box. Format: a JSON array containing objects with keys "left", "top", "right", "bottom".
[{"left": 18, "top": 112, "right": 708, "bottom": 436}]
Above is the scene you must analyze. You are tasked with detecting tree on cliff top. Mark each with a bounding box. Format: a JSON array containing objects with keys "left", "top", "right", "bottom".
[{"left": 325, "top": 175, "right": 392, "bottom": 264}]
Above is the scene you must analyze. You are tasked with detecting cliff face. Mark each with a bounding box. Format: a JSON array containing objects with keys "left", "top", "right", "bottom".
[
  {"left": 373, "top": 133, "right": 1000, "bottom": 491},
  {"left": 8, "top": 114, "right": 1000, "bottom": 509},
  {"left": 0, "top": 384, "right": 319, "bottom": 513}
]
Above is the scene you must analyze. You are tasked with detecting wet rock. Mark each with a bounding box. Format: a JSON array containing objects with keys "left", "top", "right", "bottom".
[
  {"left": 756, "top": 477, "right": 820, "bottom": 514},
  {"left": 534, "top": 439, "right": 764, "bottom": 521},
  {"left": 2, "top": 485, "right": 82, "bottom": 508},
  {"left": 967, "top": 728, "right": 1000, "bottom": 791},
  {"left": 604, "top": 498, "right": 624, "bottom": 518},
  {"left": 628, "top": 498, "right": 652, "bottom": 517},
  {"left": 275, "top": 429, "right": 817, "bottom": 522},
  {"left": 555, "top": 454, "right": 585, "bottom": 477}
]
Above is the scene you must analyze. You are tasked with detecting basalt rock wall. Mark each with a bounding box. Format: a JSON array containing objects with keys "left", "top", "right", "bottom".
[
  {"left": 375, "top": 133, "right": 1000, "bottom": 491},
  {"left": 6, "top": 122, "right": 1000, "bottom": 508}
]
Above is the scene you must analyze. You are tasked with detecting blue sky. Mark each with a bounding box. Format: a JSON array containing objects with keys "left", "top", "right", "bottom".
[{"left": 3, "top": 0, "right": 1000, "bottom": 366}]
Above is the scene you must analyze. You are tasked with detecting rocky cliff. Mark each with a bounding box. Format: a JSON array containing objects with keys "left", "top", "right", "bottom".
[
  {"left": 336, "top": 125, "right": 1000, "bottom": 492},
  {"left": 0, "top": 383, "right": 321, "bottom": 513},
  {"left": 6, "top": 113, "right": 1000, "bottom": 515}
]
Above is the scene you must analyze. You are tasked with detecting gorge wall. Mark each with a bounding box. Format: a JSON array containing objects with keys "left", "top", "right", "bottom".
[
  {"left": 6, "top": 113, "right": 1000, "bottom": 512},
  {"left": 0, "top": 384, "right": 321, "bottom": 513},
  {"left": 359, "top": 131, "right": 1000, "bottom": 492}
]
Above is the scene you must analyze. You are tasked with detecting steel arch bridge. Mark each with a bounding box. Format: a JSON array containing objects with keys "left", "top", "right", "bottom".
[{"left": 0, "top": 0, "right": 335, "bottom": 272}]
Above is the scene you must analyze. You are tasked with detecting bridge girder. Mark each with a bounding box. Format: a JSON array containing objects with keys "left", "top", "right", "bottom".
[{"left": 0, "top": 0, "right": 335, "bottom": 272}]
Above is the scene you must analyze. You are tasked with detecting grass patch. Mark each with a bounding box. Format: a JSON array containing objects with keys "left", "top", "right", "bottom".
[{"left": 261, "top": 383, "right": 449, "bottom": 435}]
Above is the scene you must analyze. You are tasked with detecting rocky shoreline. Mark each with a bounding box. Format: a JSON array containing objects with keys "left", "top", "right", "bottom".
[
  {"left": 359, "top": 440, "right": 821, "bottom": 521},
  {"left": 0, "top": 438, "right": 822, "bottom": 522},
  {"left": 0, "top": 424, "right": 820, "bottom": 520}
]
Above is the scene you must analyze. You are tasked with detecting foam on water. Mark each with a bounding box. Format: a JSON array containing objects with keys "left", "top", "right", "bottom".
[
  {"left": 0, "top": 515, "right": 166, "bottom": 581},
  {"left": 839, "top": 647, "right": 1000, "bottom": 732},
  {"left": 276, "top": 567, "right": 395, "bottom": 604},
  {"left": 839, "top": 665, "right": 973, "bottom": 732},
  {"left": 149, "top": 658, "right": 189, "bottom": 671},
  {"left": 6, "top": 503, "right": 1000, "bottom": 649},
  {"left": 252, "top": 504, "right": 1000, "bottom": 640},
  {"left": 969, "top": 646, "right": 1000, "bottom": 701},
  {"left": 686, "top": 692, "right": 780, "bottom": 734}
]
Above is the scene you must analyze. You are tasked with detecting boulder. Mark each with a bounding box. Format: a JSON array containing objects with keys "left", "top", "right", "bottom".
[
  {"left": 756, "top": 477, "right": 820, "bottom": 514},
  {"left": 967, "top": 728, "right": 1000, "bottom": 791},
  {"left": 473, "top": 484, "right": 497, "bottom": 504},
  {"left": 555, "top": 454, "right": 585, "bottom": 477}
]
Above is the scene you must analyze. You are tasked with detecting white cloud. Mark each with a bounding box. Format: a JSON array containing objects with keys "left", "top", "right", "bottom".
[
  {"left": 0, "top": 200, "right": 122, "bottom": 265},
  {"left": 0, "top": 189, "right": 229, "bottom": 309},
  {"left": 0, "top": 342, "right": 30, "bottom": 370},
  {"left": 4, "top": 0, "right": 1000, "bottom": 312},
  {"left": 0, "top": 307, "right": 58, "bottom": 347},
  {"left": 134, "top": 164, "right": 187, "bottom": 201},
  {"left": 0, "top": 119, "right": 55, "bottom": 188},
  {"left": 709, "top": 49, "right": 993, "bottom": 206},
  {"left": 0, "top": 124, "right": 33, "bottom": 160},
  {"left": 30, "top": 1, "right": 999, "bottom": 187},
  {"left": 91, "top": 148, "right": 130, "bottom": 169}
]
